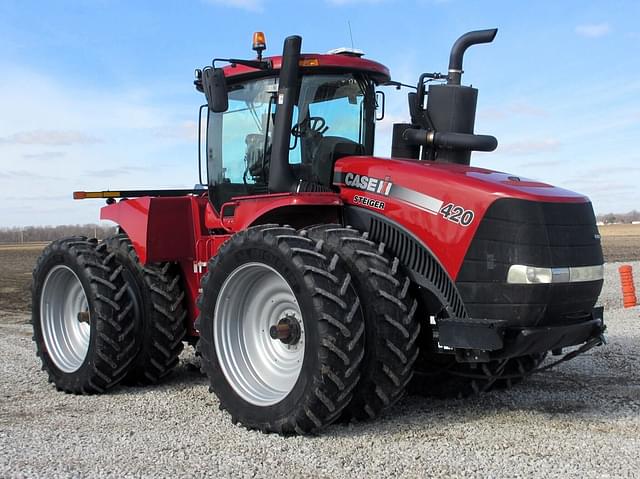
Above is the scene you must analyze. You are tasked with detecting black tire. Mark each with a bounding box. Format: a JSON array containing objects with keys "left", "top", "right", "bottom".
[
  {"left": 305, "top": 225, "right": 420, "bottom": 421},
  {"left": 409, "top": 276, "right": 547, "bottom": 399},
  {"left": 412, "top": 353, "right": 547, "bottom": 399},
  {"left": 196, "top": 225, "right": 365, "bottom": 435},
  {"left": 491, "top": 353, "right": 547, "bottom": 390},
  {"left": 32, "top": 237, "right": 137, "bottom": 394},
  {"left": 103, "top": 234, "right": 187, "bottom": 384}
]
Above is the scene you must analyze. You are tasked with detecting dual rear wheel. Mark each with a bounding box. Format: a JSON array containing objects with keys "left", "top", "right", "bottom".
[
  {"left": 32, "top": 237, "right": 137, "bottom": 393},
  {"left": 32, "top": 235, "right": 187, "bottom": 393},
  {"left": 196, "top": 224, "right": 420, "bottom": 434}
]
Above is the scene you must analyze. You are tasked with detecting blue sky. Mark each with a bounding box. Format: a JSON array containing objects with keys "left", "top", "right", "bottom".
[{"left": 0, "top": 0, "right": 638, "bottom": 226}]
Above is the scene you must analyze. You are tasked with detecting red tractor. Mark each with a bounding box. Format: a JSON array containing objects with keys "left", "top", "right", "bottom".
[{"left": 32, "top": 30, "right": 605, "bottom": 434}]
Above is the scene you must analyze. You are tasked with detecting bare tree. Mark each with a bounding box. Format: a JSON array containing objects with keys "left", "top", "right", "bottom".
[
  {"left": 0, "top": 224, "right": 117, "bottom": 244},
  {"left": 596, "top": 210, "right": 640, "bottom": 224}
]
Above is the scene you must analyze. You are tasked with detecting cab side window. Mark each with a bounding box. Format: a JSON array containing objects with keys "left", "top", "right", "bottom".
[{"left": 207, "top": 77, "right": 277, "bottom": 208}]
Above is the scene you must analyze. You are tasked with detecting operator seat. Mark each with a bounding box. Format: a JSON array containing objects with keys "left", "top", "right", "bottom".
[{"left": 310, "top": 136, "right": 363, "bottom": 186}]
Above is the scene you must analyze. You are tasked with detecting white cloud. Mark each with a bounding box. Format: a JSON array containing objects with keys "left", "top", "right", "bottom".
[
  {"left": 519, "top": 159, "right": 562, "bottom": 168},
  {"left": 0, "top": 67, "right": 169, "bottom": 135},
  {"left": 575, "top": 23, "right": 611, "bottom": 38},
  {"left": 0, "top": 169, "right": 59, "bottom": 180},
  {"left": 22, "top": 151, "right": 66, "bottom": 160},
  {"left": 0, "top": 130, "right": 100, "bottom": 146},
  {"left": 152, "top": 120, "right": 201, "bottom": 142},
  {"left": 203, "top": 0, "right": 265, "bottom": 12},
  {"left": 85, "top": 166, "right": 155, "bottom": 178},
  {"left": 374, "top": 113, "right": 408, "bottom": 157},
  {"left": 568, "top": 165, "right": 640, "bottom": 184}
]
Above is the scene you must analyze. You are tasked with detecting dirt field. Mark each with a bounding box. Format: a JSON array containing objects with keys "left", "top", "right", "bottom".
[
  {"left": 0, "top": 244, "right": 45, "bottom": 315},
  {"left": 599, "top": 224, "right": 640, "bottom": 262}
]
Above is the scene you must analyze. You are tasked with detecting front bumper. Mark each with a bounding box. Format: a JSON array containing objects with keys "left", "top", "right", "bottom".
[{"left": 437, "top": 306, "right": 605, "bottom": 362}]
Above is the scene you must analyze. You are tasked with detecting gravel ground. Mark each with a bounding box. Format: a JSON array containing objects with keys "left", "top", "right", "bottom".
[{"left": 1, "top": 262, "right": 639, "bottom": 478}]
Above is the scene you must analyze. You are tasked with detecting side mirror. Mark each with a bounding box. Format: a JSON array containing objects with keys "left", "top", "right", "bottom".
[
  {"left": 202, "top": 67, "right": 228, "bottom": 113},
  {"left": 375, "top": 90, "right": 385, "bottom": 121}
]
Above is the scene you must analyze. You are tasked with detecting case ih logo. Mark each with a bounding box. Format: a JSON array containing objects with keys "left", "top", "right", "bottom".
[
  {"left": 338, "top": 171, "right": 475, "bottom": 226},
  {"left": 343, "top": 172, "right": 393, "bottom": 196}
]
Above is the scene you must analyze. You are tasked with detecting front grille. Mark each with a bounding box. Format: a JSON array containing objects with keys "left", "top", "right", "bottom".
[{"left": 456, "top": 198, "right": 603, "bottom": 327}]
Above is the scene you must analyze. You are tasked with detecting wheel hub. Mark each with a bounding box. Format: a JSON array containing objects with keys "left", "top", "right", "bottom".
[
  {"left": 214, "top": 262, "right": 306, "bottom": 406},
  {"left": 40, "top": 265, "right": 91, "bottom": 373},
  {"left": 269, "top": 314, "right": 301, "bottom": 345}
]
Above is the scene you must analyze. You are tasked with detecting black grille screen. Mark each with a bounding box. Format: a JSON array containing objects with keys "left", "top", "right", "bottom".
[{"left": 456, "top": 198, "right": 603, "bottom": 327}]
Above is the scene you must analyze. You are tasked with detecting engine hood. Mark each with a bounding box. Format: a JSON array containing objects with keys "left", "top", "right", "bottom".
[
  {"left": 333, "top": 156, "right": 594, "bottom": 279},
  {"left": 334, "top": 156, "right": 588, "bottom": 204}
]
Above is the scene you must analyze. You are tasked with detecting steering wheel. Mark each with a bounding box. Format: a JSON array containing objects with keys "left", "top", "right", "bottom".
[{"left": 291, "top": 116, "right": 329, "bottom": 137}]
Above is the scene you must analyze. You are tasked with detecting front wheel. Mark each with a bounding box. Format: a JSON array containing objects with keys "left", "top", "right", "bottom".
[
  {"left": 196, "top": 225, "right": 365, "bottom": 435},
  {"left": 305, "top": 225, "right": 420, "bottom": 422},
  {"left": 412, "top": 352, "right": 548, "bottom": 398}
]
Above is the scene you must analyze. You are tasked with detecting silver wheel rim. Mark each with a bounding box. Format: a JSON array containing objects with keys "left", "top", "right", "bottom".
[
  {"left": 214, "top": 262, "right": 305, "bottom": 406},
  {"left": 40, "top": 265, "right": 91, "bottom": 373}
]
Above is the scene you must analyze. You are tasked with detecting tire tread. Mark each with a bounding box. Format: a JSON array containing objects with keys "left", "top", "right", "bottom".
[
  {"left": 305, "top": 224, "right": 420, "bottom": 422},
  {"left": 102, "top": 234, "right": 187, "bottom": 385},
  {"left": 32, "top": 237, "right": 137, "bottom": 394}
]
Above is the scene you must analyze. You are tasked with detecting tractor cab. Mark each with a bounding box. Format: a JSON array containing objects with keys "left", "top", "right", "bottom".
[{"left": 195, "top": 34, "right": 390, "bottom": 210}]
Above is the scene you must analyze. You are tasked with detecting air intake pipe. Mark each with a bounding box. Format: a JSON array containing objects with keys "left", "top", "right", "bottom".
[
  {"left": 403, "top": 129, "right": 497, "bottom": 152},
  {"left": 268, "top": 35, "right": 301, "bottom": 193}
]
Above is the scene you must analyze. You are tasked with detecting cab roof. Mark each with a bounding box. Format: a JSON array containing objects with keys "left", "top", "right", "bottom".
[{"left": 220, "top": 53, "right": 391, "bottom": 85}]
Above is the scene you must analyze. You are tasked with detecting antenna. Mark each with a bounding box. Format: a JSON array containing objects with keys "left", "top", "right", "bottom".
[{"left": 348, "top": 20, "right": 354, "bottom": 49}]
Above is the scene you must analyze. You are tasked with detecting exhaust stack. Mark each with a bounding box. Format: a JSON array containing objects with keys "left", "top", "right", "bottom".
[
  {"left": 447, "top": 29, "right": 497, "bottom": 86},
  {"left": 425, "top": 28, "right": 498, "bottom": 165},
  {"left": 394, "top": 28, "right": 499, "bottom": 165},
  {"left": 268, "top": 35, "right": 302, "bottom": 193}
]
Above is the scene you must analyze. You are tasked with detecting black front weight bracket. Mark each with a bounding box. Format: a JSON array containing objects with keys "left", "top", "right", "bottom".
[
  {"left": 436, "top": 307, "right": 605, "bottom": 365},
  {"left": 448, "top": 330, "right": 607, "bottom": 381}
]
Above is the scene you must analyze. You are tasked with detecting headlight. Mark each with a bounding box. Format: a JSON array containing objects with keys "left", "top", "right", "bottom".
[{"left": 507, "top": 264, "right": 604, "bottom": 284}]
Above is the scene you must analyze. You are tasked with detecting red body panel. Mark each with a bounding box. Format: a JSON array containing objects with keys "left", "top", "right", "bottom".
[
  {"left": 101, "top": 192, "right": 343, "bottom": 334},
  {"left": 334, "top": 156, "right": 590, "bottom": 279},
  {"left": 215, "top": 192, "right": 342, "bottom": 232},
  {"left": 101, "top": 196, "right": 206, "bottom": 264}
]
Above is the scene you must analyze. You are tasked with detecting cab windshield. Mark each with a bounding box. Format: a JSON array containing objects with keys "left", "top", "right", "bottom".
[{"left": 207, "top": 73, "right": 374, "bottom": 208}]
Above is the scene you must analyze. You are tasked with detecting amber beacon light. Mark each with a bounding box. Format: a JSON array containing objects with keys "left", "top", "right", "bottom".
[{"left": 252, "top": 31, "right": 266, "bottom": 60}]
